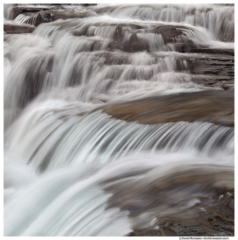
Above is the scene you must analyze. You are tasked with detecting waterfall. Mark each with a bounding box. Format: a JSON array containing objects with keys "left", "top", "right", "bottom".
[
  {"left": 4, "top": 3, "right": 234, "bottom": 236},
  {"left": 5, "top": 102, "right": 233, "bottom": 172}
]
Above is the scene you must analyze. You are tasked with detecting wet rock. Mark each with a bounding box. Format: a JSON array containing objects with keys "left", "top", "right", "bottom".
[
  {"left": 128, "top": 228, "right": 163, "bottom": 236},
  {"left": 184, "top": 54, "right": 234, "bottom": 73},
  {"left": 191, "top": 48, "right": 234, "bottom": 56},
  {"left": 161, "top": 227, "right": 178, "bottom": 236},
  {"left": 153, "top": 25, "right": 191, "bottom": 44},
  {"left": 105, "top": 165, "right": 234, "bottom": 236},
  {"left": 191, "top": 75, "right": 234, "bottom": 88},
  {"left": 85, "top": 51, "right": 233, "bottom": 88},
  {"left": 4, "top": 23, "right": 35, "bottom": 34},
  {"left": 42, "top": 9, "right": 96, "bottom": 21},
  {"left": 11, "top": 5, "right": 96, "bottom": 27},
  {"left": 11, "top": 6, "right": 51, "bottom": 20},
  {"left": 103, "top": 90, "right": 234, "bottom": 127},
  {"left": 70, "top": 22, "right": 194, "bottom": 53},
  {"left": 128, "top": 205, "right": 234, "bottom": 236},
  {"left": 108, "top": 24, "right": 197, "bottom": 52},
  {"left": 108, "top": 24, "right": 148, "bottom": 52},
  {"left": 39, "top": 11, "right": 53, "bottom": 23},
  {"left": 221, "top": 84, "right": 234, "bottom": 90},
  {"left": 173, "top": 43, "right": 234, "bottom": 56}
]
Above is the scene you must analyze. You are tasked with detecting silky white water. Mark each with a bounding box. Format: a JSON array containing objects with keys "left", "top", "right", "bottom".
[{"left": 4, "top": 3, "right": 234, "bottom": 236}]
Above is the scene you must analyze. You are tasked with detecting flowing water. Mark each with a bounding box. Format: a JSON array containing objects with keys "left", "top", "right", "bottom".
[{"left": 4, "top": 4, "right": 234, "bottom": 236}]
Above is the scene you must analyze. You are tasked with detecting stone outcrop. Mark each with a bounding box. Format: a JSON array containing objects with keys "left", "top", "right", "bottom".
[
  {"left": 41, "top": 9, "right": 96, "bottom": 21},
  {"left": 103, "top": 89, "right": 234, "bottom": 127},
  {"left": 11, "top": 6, "right": 52, "bottom": 20},
  {"left": 4, "top": 23, "right": 35, "bottom": 34}
]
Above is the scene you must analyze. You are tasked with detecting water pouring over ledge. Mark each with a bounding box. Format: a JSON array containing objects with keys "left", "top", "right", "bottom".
[{"left": 4, "top": 3, "right": 234, "bottom": 236}]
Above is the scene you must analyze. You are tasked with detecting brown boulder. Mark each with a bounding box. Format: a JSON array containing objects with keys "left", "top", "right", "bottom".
[
  {"left": 4, "top": 23, "right": 35, "bottom": 34},
  {"left": 102, "top": 90, "right": 234, "bottom": 127}
]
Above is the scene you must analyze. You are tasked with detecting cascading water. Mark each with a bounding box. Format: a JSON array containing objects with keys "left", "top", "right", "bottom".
[{"left": 4, "top": 3, "right": 234, "bottom": 236}]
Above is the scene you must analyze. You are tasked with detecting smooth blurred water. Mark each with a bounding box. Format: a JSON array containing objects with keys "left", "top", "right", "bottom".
[{"left": 4, "top": 3, "right": 234, "bottom": 236}]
